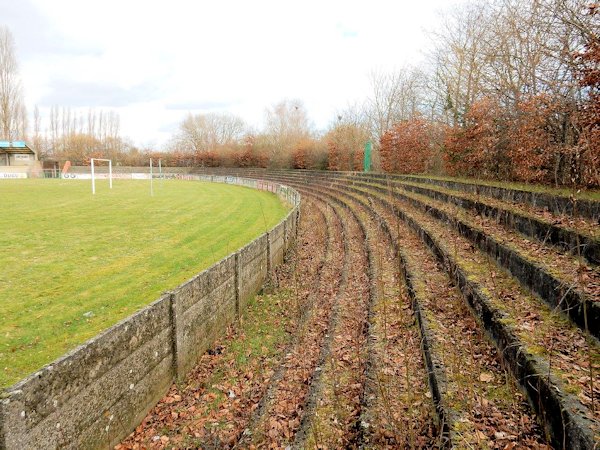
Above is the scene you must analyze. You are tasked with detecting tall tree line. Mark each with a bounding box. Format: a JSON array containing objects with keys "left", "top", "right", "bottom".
[
  {"left": 0, "top": 26, "right": 26, "bottom": 141},
  {"left": 2, "top": 1, "right": 598, "bottom": 185},
  {"left": 0, "top": 25, "right": 128, "bottom": 163},
  {"left": 377, "top": 0, "right": 599, "bottom": 186}
]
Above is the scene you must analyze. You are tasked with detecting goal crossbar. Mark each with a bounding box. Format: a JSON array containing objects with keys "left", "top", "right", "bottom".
[{"left": 91, "top": 158, "right": 112, "bottom": 194}]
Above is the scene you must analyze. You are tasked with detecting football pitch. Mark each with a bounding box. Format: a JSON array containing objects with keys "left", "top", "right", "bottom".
[{"left": 0, "top": 178, "right": 289, "bottom": 388}]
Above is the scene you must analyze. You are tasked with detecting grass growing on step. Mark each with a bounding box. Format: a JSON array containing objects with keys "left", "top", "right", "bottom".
[
  {"left": 401, "top": 174, "right": 600, "bottom": 201},
  {"left": 119, "top": 287, "right": 300, "bottom": 449}
]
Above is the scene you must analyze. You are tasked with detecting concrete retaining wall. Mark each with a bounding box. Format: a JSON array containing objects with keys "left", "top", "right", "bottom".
[
  {"left": 0, "top": 177, "right": 300, "bottom": 450},
  {"left": 269, "top": 222, "right": 285, "bottom": 268},
  {"left": 1, "top": 295, "right": 174, "bottom": 450},
  {"left": 172, "top": 255, "right": 237, "bottom": 378},
  {"left": 238, "top": 234, "right": 269, "bottom": 313}
]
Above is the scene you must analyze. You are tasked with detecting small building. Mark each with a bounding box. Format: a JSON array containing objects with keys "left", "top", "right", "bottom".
[
  {"left": 0, "top": 141, "right": 37, "bottom": 166},
  {"left": 0, "top": 141, "right": 42, "bottom": 178}
]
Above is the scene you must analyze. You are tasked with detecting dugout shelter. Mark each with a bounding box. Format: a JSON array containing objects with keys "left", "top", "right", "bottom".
[{"left": 0, "top": 141, "right": 41, "bottom": 177}]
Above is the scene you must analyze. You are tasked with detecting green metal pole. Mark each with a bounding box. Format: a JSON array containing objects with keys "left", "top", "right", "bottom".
[{"left": 364, "top": 141, "right": 372, "bottom": 172}]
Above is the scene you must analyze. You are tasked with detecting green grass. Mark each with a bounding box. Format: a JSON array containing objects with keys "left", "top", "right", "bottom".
[{"left": 0, "top": 179, "right": 289, "bottom": 389}]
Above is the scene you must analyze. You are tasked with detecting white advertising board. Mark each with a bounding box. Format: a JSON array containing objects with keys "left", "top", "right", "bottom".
[
  {"left": 62, "top": 173, "right": 92, "bottom": 179},
  {"left": 0, "top": 172, "right": 27, "bottom": 179},
  {"left": 62, "top": 173, "right": 151, "bottom": 180}
]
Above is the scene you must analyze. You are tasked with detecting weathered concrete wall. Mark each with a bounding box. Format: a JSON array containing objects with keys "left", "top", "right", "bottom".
[
  {"left": 173, "top": 255, "right": 237, "bottom": 377},
  {"left": 238, "top": 234, "right": 269, "bottom": 313},
  {"left": 270, "top": 222, "right": 285, "bottom": 268},
  {"left": 284, "top": 210, "right": 297, "bottom": 252},
  {"left": 285, "top": 212, "right": 298, "bottom": 251},
  {"left": 1, "top": 295, "right": 174, "bottom": 450},
  {"left": 0, "top": 177, "right": 300, "bottom": 450}
]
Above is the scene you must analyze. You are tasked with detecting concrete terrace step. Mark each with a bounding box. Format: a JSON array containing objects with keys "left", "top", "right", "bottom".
[
  {"left": 252, "top": 172, "right": 600, "bottom": 342},
  {"left": 275, "top": 176, "right": 600, "bottom": 449}
]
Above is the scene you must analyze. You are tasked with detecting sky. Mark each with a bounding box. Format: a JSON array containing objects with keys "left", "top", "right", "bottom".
[{"left": 1, "top": 0, "right": 463, "bottom": 149}]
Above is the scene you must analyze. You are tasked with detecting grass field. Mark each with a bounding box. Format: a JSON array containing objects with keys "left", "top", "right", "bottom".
[{"left": 0, "top": 179, "right": 289, "bottom": 389}]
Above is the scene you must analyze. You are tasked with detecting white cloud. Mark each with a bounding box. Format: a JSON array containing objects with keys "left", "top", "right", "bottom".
[{"left": 3, "top": 0, "right": 464, "bottom": 147}]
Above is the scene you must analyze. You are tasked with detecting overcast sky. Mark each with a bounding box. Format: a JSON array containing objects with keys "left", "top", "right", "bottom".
[{"left": 2, "top": 0, "right": 463, "bottom": 148}]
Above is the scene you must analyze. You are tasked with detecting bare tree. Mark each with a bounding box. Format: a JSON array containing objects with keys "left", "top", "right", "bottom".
[
  {"left": 31, "top": 105, "right": 45, "bottom": 156},
  {"left": 42, "top": 106, "right": 126, "bottom": 162},
  {"left": 366, "top": 67, "right": 427, "bottom": 139},
  {"left": 427, "top": 3, "right": 489, "bottom": 126},
  {"left": 263, "top": 99, "right": 312, "bottom": 166},
  {"left": 86, "top": 108, "right": 96, "bottom": 138},
  {"left": 0, "top": 26, "right": 26, "bottom": 140},
  {"left": 265, "top": 99, "right": 311, "bottom": 140},
  {"left": 49, "top": 106, "right": 60, "bottom": 153},
  {"left": 33, "top": 105, "right": 40, "bottom": 139},
  {"left": 334, "top": 102, "right": 370, "bottom": 130},
  {"left": 428, "top": 0, "right": 594, "bottom": 117},
  {"left": 552, "top": 0, "right": 598, "bottom": 49},
  {"left": 479, "top": 0, "right": 579, "bottom": 106},
  {"left": 423, "top": 0, "right": 599, "bottom": 184},
  {"left": 177, "top": 112, "right": 247, "bottom": 152},
  {"left": 326, "top": 106, "right": 371, "bottom": 171}
]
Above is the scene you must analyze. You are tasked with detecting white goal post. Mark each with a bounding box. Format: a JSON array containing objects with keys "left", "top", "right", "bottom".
[
  {"left": 91, "top": 158, "right": 112, "bottom": 194},
  {"left": 149, "top": 158, "right": 162, "bottom": 197}
]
